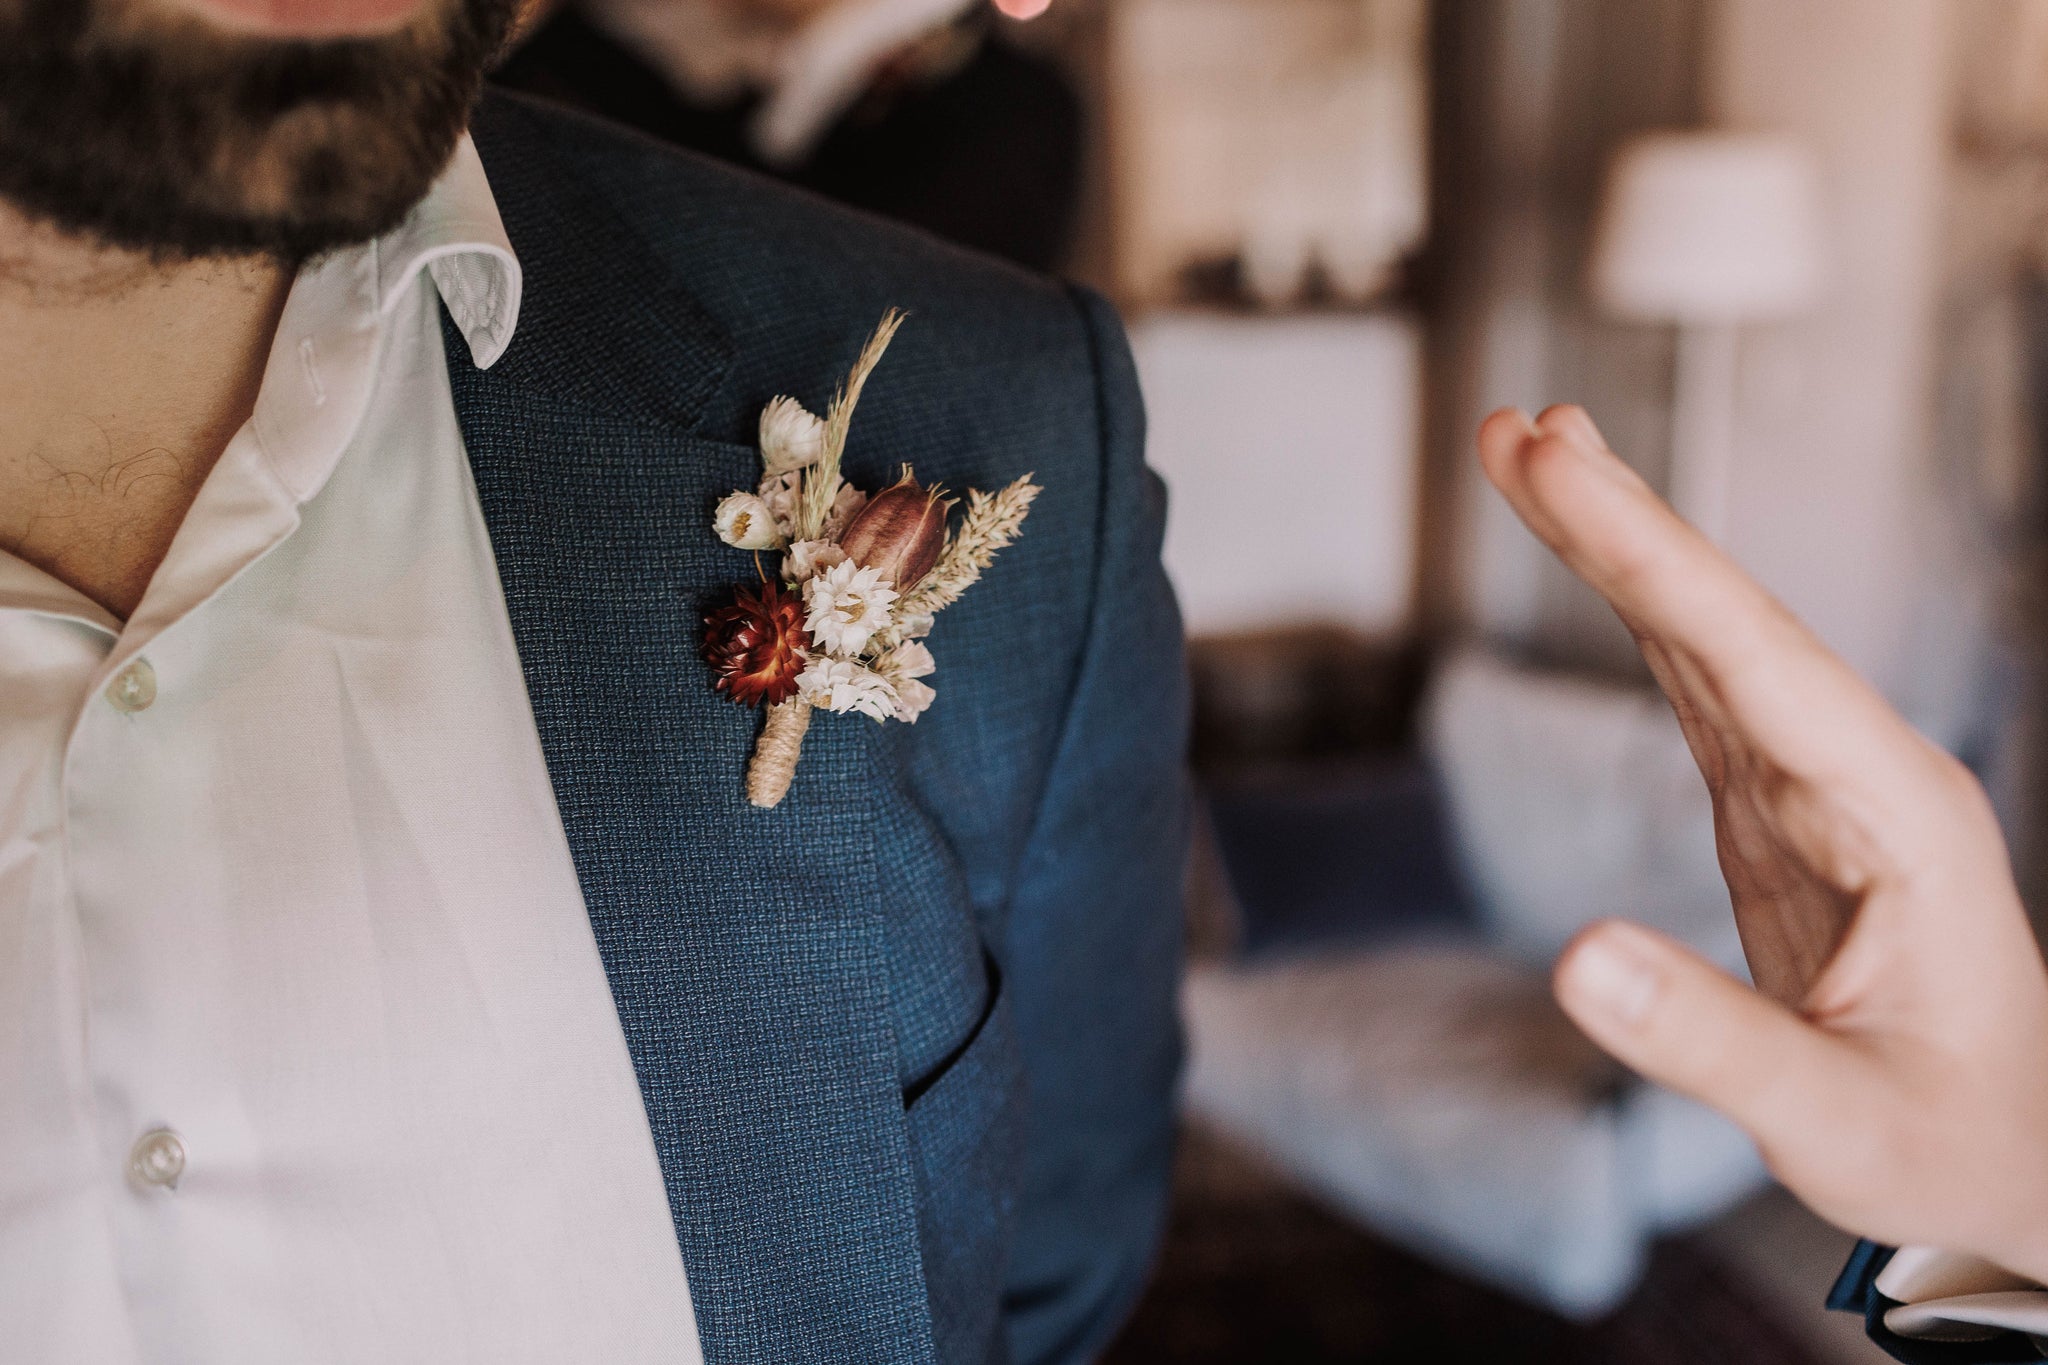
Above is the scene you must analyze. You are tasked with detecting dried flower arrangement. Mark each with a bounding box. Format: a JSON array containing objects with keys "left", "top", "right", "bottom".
[{"left": 702, "top": 312, "right": 1041, "bottom": 808}]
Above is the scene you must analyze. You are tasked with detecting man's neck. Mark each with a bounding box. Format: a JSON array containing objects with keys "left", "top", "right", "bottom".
[{"left": 0, "top": 203, "right": 291, "bottom": 622}]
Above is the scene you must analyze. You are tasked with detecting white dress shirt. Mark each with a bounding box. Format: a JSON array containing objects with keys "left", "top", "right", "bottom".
[{"left": 0, "top": 139, "right": 703, "bottom": 1363}]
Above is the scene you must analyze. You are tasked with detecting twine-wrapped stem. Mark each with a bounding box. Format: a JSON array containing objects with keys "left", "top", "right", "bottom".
[{"left": 747, "top": 699, "right": 813, "bottom": 808}]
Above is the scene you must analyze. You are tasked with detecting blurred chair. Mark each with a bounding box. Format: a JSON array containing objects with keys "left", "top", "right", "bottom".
[
  {"left": 495, "top": 0, "right": 1082, "bottom": 271},
  {"left": 1183, "top": 944, "right": 1763, "bottom": 1318},
  {"left": 1425, "top": 647, "right": 1743, "bottom": 972},
  {"left": 1180, "top": 661, "right": 1768, "bottom": 1317}
]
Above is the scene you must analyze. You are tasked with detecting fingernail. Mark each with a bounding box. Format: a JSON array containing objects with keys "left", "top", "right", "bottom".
[
  {"left": 1566, "top": 407, "right": 1610, "bottom": 451},
  {"left": 1563, "top": 931, "right": 1662, "bottom": 1029},
  {"left": 1534, "top": 406, "right": 1606, "bottom": 457}
]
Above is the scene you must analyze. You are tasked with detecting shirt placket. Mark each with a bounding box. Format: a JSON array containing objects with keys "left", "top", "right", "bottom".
[
  {"left": 59, "top": 597, "right": 245, "bottom": 1346},
  {"left": 0, "top": 604, "right": 144, "bottom": 1361},
  {"left": 51, "top": 423, "right": 328, "bottom": 1351}
]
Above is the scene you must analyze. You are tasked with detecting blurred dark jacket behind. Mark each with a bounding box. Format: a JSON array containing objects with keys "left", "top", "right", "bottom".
[{"left": 495, "top": 4, "right": 1083, "bottom": 272}]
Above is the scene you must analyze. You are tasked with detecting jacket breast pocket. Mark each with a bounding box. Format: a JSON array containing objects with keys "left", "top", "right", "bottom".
[{"left": 904, "top": 951, "right": 1025, "bottom": 1365}]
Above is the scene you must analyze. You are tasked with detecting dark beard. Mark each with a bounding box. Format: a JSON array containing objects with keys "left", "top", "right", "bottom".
[{"left": 0, "top": 0, "right": 516, "bottom": 263}]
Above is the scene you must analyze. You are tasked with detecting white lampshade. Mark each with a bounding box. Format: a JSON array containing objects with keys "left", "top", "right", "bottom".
[{"left": 1590, "top": 132, "right": 1825, "bottom": 323}]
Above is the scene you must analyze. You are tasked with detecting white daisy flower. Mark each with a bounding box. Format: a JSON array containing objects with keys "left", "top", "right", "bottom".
[
  {"left": 803, "top": 560, "right": 899, "bottom": 657},
  {"left": 783, "top": 539, "right": 847, "bottom": 583},
  {"left": 713, "top": 491, "right": 785, "bottom": 550},
  {"left": 759, "top": 396, "right": 826, "bottom": 475},
  {"left": 797, "top": 657, "right": 899, "bottom": 721}
]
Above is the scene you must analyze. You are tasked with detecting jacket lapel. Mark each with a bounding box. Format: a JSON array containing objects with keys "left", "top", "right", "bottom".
[{"left": 444, "top": 95, "right": 938, "bottom": 1365}]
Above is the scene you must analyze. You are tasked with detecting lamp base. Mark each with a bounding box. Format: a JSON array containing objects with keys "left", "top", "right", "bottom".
[{"left": 1670, "top": 323, "right": 1741, "bottom": 544}]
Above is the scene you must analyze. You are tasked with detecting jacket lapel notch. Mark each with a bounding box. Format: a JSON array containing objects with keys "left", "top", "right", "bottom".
[{"left": 466, "top": 92, "right": 736, "bottom": 433}]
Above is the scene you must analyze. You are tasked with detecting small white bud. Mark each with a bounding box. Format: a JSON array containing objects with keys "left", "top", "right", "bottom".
[
  {"left": 822, "top": 481, "right": 869, "bottom": 540},
  {"left": 877, "top": 640, "right": 935, "bottom": 681},
  {"left": 759, "top": 396, "right": 827, "bottom": 475},
  {"left": 784, "top": 539, "right": 848, "bottom": 583},
  {"left": 890, "top": 676, "right": 936, "bottom": 723},
  {"left": 757, "top": 471, "right": 802, "bottom": 538},
  {"left": 875, "top": 641, "right": 937, "bottom": 722},
  {"left": 714, "top": 491, "right": 786, "bottom": 550}
]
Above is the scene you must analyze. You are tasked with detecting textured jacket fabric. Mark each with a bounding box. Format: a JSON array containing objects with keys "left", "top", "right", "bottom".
[{"left": 446, "top": 90, "right": 1190, "bottom": 1365}]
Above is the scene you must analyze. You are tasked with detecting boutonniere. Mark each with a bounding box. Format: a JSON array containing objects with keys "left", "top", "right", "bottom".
[{"left": 702, "top": 311, "right": 1041, "bottom": 808}]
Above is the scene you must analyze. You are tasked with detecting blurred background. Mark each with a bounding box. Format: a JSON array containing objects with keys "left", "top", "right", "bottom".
[{"left": 498, "top": 1, "right": 2048, "bottom": 1359}]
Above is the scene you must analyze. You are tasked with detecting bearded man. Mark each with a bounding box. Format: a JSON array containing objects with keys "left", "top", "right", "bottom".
[{"left": 0, "top": 1, "right": 1189, "bottom": 1361}]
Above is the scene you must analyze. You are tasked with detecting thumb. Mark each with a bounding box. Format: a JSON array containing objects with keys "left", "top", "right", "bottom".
[{"left": 1553, "top": 919, "right": 1861, "bottom": 1150}]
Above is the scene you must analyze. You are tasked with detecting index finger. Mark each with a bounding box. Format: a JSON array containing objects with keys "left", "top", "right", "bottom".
[{"left": 1475, "top": 406, "right": 1935, "bottom": 797}]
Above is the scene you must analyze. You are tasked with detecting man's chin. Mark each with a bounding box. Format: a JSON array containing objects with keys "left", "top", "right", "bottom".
[
  {"left": 0, "top": 0, "right": 511, "bottom": 263},
  {"left": 158, "top": 0, "right": 435, "bottom": 39}
]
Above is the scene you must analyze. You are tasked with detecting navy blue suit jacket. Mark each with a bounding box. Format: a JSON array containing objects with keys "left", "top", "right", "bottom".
[{"left": 444, "top": 92, "right": 1190, "bottom": 1365}]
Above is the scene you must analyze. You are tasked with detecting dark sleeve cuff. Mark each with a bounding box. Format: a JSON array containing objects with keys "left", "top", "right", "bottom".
[{"left": 1829, "top": 1241, "right": 2045, "bottom": 1364}]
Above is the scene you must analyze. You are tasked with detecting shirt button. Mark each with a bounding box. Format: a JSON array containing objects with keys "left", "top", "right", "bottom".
[
  {"left": 105, "top": 659, "right": 157, "bottom": 714},
  {"left": 128, "top": 1128, "right": 187, "bottom": 1190}
]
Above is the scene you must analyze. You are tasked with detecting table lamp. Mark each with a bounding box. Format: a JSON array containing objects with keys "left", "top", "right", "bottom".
[{"left": 1590, "top": 132, "right": 1825, "bottom": 542}]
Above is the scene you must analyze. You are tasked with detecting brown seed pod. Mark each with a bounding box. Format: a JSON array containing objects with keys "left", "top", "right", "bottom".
[{"left": 838, "top": 472, "right": 952, "bottom": 590}]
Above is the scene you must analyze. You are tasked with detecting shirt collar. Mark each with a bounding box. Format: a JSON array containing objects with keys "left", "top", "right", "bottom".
[
  {"left": 0, "top": 136, "right": 523, "bottom": 634},
  {"left": 380, "top": 134, "right": 524, "bottom": 370},
  {"left": 252, "top": 133, "right": 522, "bottom": 503}
]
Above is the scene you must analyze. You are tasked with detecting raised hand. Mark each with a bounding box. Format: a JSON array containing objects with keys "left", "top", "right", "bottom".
[{"left": 1477, "top": 404, "right": 2048, "bottom": 1282}]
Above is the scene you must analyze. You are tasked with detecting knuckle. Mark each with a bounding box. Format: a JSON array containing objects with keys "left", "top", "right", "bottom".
[
  {"left": 1923, "top": 745, "right": 1977, "bottom": 795},
  {"left": 1923, "top": 748, "right": 2000, "bottom": 832}
]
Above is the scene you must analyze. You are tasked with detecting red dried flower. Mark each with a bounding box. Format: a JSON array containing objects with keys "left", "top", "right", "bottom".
[{"left": 703, "top": 580, "right": 810, "bottom": 707}]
